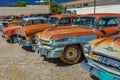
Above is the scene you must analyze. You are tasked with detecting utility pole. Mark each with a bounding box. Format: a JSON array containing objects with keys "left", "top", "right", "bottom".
[
  {"left": 48, "top": 0, "right": 51, "bottom": 13},
  {"left": 94, "top": 0, "right": 96, "bottom": 14}
]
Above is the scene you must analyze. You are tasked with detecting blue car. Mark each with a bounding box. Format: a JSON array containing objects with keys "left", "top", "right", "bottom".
[{"left": 82, "top": 34, "right": 120, "bottom": 80}]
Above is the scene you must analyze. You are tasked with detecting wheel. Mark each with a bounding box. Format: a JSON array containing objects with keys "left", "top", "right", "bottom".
[
  {"left": 60, "top": 45, "right": 82, "bottom": 64},
  {"left": 10, "top": 36, "right": 17, "bottom": 43},
  {"left": 90, "top": 73, "right": 99, "bottom": 80}
]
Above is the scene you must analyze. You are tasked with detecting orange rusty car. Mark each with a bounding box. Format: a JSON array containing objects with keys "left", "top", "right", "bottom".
[
  {"left": 7, "top": 19, "right": 22, "bottom": 27},
  {"left": 82, "top": 34, "right": 120, "bottom": 80},
  {"left": 34, "top": 13, "right": 120, "bottom": 64},
  {"left": 2, "top": 17, "right": 47, "bottom": 43},
  {"left": 16, "top": 14, "right": 78, "bottom": 47}
]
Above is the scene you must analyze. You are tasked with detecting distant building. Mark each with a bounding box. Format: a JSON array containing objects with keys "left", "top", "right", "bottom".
[
  {"left": 62, "top": 0, "right": 120, "bottom": 9},
  {"left": 61, "top": 0, "right": 120, "bottom": 14}
]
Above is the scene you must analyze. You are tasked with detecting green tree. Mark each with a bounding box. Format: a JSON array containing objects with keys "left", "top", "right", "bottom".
[
  {"left": 14, "top": 1, "right": 28, "bottom": 7},
  {"left": 43, "top": 0, "right": 66, "bottom": 14}
]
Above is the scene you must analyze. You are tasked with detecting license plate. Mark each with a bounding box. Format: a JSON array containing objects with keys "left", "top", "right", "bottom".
[{"left": 100, "top": 72, "right": 114, "bottom": 80}]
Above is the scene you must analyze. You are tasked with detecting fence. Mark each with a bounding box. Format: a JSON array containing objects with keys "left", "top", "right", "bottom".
[{"left": 0, "top": 5, "right": 49, "bottom": 16}]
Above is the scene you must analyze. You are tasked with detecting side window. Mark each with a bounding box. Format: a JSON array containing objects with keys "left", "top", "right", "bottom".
[
  {"left": 97, "top": 19, "right": 106, "bottom": 26},
  {"left": 33, "top": 20, "right": 42, "bottom": 24},
  {"left": 33, "top": 20, "right": 40, "bottom": 24},
  {"left": 98, "top": 18, "right": 118, "bottom": 27},
  {"left": 107, "top": 18, "right": 118, "bottom": 26},
  {"left": 59, "top": 18, "right": 71, "bottom": 25},
  {"left": 40, "top": 20, "right": 47, "bottom": 23},
  {"left": 72, "top": 18, "right": 77, "bottom": 24},
  {"left": 26, "top": 20, "right": 33, "bottom": 26}
]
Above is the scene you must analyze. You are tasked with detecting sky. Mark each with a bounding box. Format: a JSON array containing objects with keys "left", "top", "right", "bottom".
[{"left": 0, "top": 0, "right": 73, "bottom": 6}]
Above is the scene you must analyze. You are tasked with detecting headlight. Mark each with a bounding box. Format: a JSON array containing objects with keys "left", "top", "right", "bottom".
[
  {"left": 50, "top": 37, "right": 54, "bottom": 44},
  {"left": 35, "top": 39, "right": 40, "bottom": 44},
  {"left": 34, "top": 34, "right": 38, "bottom": 40},
  {"left": 83, "top": 43, "right": 91, "bottom": 53},
  {"left": 50, "top": 37, "right": 56, "bottom": 48},
  {"left": 24, "top": 32, "right": 27, "bottom": 37}
]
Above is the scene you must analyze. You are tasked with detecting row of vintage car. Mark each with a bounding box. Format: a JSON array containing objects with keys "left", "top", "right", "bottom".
[
  {"left": 0, "top": 13, "right": 55, "bottom": 30},
  {"left": 2, "top": 13, "right": 120, "bottom": 80}
]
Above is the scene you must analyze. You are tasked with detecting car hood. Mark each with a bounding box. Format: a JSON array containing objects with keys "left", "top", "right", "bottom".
[
  {"left": 18, "top": 24, "right": 53, "bottom": 36},
  {"left": 91, "top": 34, "right": 120, "bottom": 59},
  {"left": 39, "top": 26, "right": 94, "bottom": 41},
  {"left": 2, "top": 26, "right": 21, "bottom": 33}
]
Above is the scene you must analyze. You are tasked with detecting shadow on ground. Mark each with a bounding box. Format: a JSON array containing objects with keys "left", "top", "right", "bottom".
[
  {"left": 90, "top": 73, "right": 99, "bottom": 80},
  {"left": 22, "top": 46, "right": 34, "bottom": 52},
  {"left": 43, "top": 54, "right": 85, "bottom": 67}
]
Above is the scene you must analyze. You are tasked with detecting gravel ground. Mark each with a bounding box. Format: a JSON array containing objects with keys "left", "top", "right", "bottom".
[{"left": 0, "top": 32, "right": 92, "bottom": 80}]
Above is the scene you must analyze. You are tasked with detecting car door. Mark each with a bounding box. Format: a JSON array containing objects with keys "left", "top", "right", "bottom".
[{"left": 97, "top": 17, "right": 120, "bottom": 36}]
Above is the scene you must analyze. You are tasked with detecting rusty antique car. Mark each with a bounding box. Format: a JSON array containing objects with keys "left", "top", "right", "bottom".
[
  {"left": 0, "top": 19, "right": 22, "bottom": 30},
  {"left": 16, "top": 14, "right": 77, "bottom": 47},
  {"left": 7, "top": 19, "right": 22, "bottom": 27},
  {"left": 34, "top": 13, "right": 120, "bottom": 64},
  {"left": 2, "top": 17, "right": 47, "bottom": 43},
  {"left": 82, "top": 34, "right": 120, "bottom": 80}
]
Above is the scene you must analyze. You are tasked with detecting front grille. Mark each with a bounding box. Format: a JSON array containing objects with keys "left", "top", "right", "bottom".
[
  {"left": 91, "top": 53, "right": 120, "bottom": 74},
  {"left": 95, "top": 60, "right": 120, "bottom": 73},
  {"left": 40, "top": 39, "right": 50, "bottom": 46}
]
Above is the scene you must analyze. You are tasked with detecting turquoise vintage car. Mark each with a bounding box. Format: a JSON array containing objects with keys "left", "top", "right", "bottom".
[{"left": 82, "top": 34, "right": 120, "bottom": 80}]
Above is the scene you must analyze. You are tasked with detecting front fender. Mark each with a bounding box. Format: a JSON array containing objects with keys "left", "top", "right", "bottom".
[
  {"left": 6, "top": 30, "right": 16, "bottom": 39},
  {"left": 53, "top": 35, "right": 97, "bottom": 47}
]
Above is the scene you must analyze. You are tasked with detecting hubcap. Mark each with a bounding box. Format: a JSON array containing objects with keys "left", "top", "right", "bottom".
[{"left": 65, "top": 47, "right": 78, "bottom": 61}]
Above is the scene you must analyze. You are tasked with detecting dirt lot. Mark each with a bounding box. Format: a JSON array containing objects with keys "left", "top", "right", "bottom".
[{"left": 0, "top": 32, "right": 92, "bottom": 80}]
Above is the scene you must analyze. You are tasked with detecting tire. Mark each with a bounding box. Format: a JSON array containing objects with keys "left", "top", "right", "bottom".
[
  {"left": 10, "top": 36, "right": 17, "bottom": 43},
  {"left": 60, "top": 45, "right": 82, "bottom": 64},
  {"left": 90, "top": 73, "right": 99, "bottom": 80}
]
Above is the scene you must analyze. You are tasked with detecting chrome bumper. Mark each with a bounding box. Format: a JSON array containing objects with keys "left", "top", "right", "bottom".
[
  {"left": 35, "top": 45, "right": 64, "bottom": 58},
  {"left": 81, "top": 60, "right": 120, "bottom": 80},
  {"left": 17, "top": 39, "right": 33, "bottom": 46}
]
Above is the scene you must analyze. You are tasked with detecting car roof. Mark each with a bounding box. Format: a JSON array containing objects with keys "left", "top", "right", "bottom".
[
  {"left": 78, "top": 13, "right": 120, "bottom": 19},
  {"left": 50, "top": 14, "right": 78, "bottom": 19},
  {"left": 23, "top": 17, "right": 47, "bottom": 21}
]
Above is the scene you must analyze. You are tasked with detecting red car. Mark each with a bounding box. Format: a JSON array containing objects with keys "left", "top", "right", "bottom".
[{"left": 2, "top": 17, "right": 47, "bottom": 43}]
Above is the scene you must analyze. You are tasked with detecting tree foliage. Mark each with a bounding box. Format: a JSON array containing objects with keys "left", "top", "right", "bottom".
[
  {"left": 14, "top": 1, "right": 28, "bottom": 7},
  {"left": 43, "top": 1, "right": 66, "bottom": 14}
]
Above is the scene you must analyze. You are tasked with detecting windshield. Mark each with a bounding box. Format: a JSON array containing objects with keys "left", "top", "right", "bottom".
[
  {"left": 47, "top": 17, "right": 59, "bottom": 24},
  {"left": 73, "top": 17, "right": 96, "bottom": 28},
  {"left": 20, "top": 20, "right": 26, "bottom": 26}
]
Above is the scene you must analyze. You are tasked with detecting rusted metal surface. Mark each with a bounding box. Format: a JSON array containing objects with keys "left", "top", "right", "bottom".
[
  {"left": 82, "top": 34, "right": 120, "bottom": 79},
  {"left": 2, "top": 17, "right": 47, "bottom": 42},
  {"left": 17, "top": 14, "right": 78, "bottom": 47},
  {"left": 35, "top": 13, "right": 120, "bottom": 64}
]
